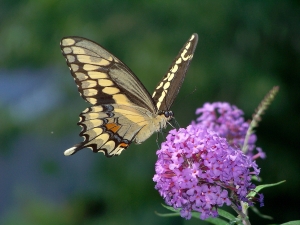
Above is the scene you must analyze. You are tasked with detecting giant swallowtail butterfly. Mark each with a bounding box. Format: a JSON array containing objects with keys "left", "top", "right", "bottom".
[{"left": 61, "top": 33, "right": 198, "bottom": 157}]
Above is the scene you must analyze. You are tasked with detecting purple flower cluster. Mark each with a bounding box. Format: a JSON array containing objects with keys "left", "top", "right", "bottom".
[
  {"left": 153, "top": 125, "right": 260, "bottom": 220},
  {"left": 193, "top": 102, "right": 265, "bottom": 159}
]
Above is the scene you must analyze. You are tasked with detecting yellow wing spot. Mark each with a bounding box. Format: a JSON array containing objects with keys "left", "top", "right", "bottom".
[
  {"left": 63, "top": 47, "right": 72, "bottom": 54},
  {"left": 84, "top": 127, "right": 104, "bottom": 140},
  {"left": 152, "top": 91, "right": 156, "bottom": 98},
  {"left": 110, "top": 145, "right": 126, "bottom": 155},
  {"left": 176, "top": 57, "right": 182, "bottom": 64},
  {"left": 163, "top": 73, "right": 170, "bottom": 81},
  {"left": 83, "top": 89, "right": 98, "bottom": 96},
  {"left": 167, "top": 73, "right": 174, "bottom": 81},
  {"left": 124, "top": 115, "right": 147, "bottom": 125},
  {"left": 163, "top": 82, "right": 170, "bottom": 90},
  {"left": 88, "top": 71, "right": 108, "bottom": 79},
  {"left": 112, "top": 94, "right": 130, "bottom": 104},
  {"left": 103, "top": 87, "right": 120, "bottom": 95},
  {"left": 181, "top": 49, "right": 192, "bottom": 61},
  {"left": 82, "top": 135, "right": 87, "bottom": 141},
  {"left": 71, "top": 46, "right": 86, "bottom": 54},
  {"left": 84, "top": 112, "right": 108, "bottom": 121},
  {"left": 82, "top": 120, "right": 104, "bottom": 130},
  {"left": 61, "top": 38, "right": 75, "bottom": 46},
  {"left": 70, "top": 64, "right": 79, "bottom": 72},
  {"left": 102, "top": 141, "right": 116, "bottom": 154},
  {"left": 158, "top": 91, "right": 166, "bottom": 103},
  {"left": 90, "top": 106, "right": 104, "bottom": 112},
  {"left": 75, "top": 72, "right": 88, "bottom": 81},
  {"left": 98, "top": 79, "right": 114, "bottom": 87},
  {"left": 83, "top": 112, "right": 100, "bottom": 120},
  {"left": 77, "top": 55, "right": 110, "bottom": 66},
  {"left": 156, "top": 82, "right": 164, "bottom": 89},
  {"left": 83, "top": 64, "right": 100, "bottom": 71},
  {"left": 189, "top": 34, "right": 195, "bottom": 41},
  {"left": 114, "top": 106, "right": 142, "bottom": 115},
  {"left": 185, "top": 42, "right": 191, "bottom": 49},
  {"left": 82, "top": 108, "right": 89, "bottom": 113},
  {"left": 170, "top": 65, "right": 178, "bottom": 73},
  {"left": 79, "top": 124, "right": 84, "bottom": 132},
  {"left": 89, "top": 133, "right": 110, "bottom": 148},
  {"left": 86, "top": 98, "right": 97, "bottom": 104},
  {"left": 156, "top": 101, "right": 162, "bottom": 109},
  {"left": 81, "top": 80, "right": 97, "bottom": 88}
]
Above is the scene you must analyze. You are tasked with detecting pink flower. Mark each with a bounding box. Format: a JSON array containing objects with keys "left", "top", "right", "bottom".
[{"left": 153, "top": 125, "right": 261, "bottom": 220}]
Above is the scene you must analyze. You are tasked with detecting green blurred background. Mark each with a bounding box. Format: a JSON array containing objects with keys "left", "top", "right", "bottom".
[{"left": 0, "top": 1, "right": 299, "bottom": 224}]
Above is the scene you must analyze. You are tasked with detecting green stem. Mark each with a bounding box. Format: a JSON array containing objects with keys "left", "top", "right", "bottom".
[{"left": 231, "top": 203, "right": 251, "bottom": 225}]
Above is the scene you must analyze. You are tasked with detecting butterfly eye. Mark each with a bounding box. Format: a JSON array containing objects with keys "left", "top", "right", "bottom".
[
  {"left": 164, "top": 111, "right": 174, "bottom": 118},
  {"left": 164, "top": 111, "right": 169, "bottom": 117}
]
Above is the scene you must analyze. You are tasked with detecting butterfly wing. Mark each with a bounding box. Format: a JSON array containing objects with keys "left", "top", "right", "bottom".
[
  {"left": 61, "top": 37, "right": 156, "bottom": 112},
  {"left": 60, "top": 37, "right": 158, "bottom": 157},
  {"left": 152, "top": 34, "right": 198, "bottom": 111}
]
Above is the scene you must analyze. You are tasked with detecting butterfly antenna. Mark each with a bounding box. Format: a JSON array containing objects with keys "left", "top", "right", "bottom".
[
  {"left": 173, "top": 118, "right": 181, "bottom": 128},
  {"left": 155, "top": 132, "right": 160, "bottom": 149},
  {"left": 156, "top": 122, "right": 167, "bottom": 149},
  {"left": 167, "top": 120, "right": 176, "bottom": 129},
  {"left": 182, "top": 87, "right": 197, "bottom": 102}
]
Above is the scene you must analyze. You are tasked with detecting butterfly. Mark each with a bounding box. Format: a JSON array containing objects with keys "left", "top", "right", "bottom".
[{"left": 60, "top": 33, "right": 198, "bottom": 157}]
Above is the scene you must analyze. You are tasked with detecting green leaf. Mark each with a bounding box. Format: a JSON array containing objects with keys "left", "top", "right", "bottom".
[
  {"left": 217, "top": 208, "right": 236, "bottom": 221},
  {"left": 190, "top": 211, "right": 231, "bottom": 225},
  {"left": 161, "top": 204, "right": 180, "bottom": 212},
  {"left": 250, "top": 206, "right": 273, "bottom": 220},
  {"left": 159, "top": 204, "right": 235, "bottom": 225},
  {"left": 268, "top": 221, "right": 300, "bottom": 225},
  {"left": 248, "top": 180, "right": 286, "bottom": 198},
  {"left": 251, "top": 175, "right": 261, "bottom": 182},
  {"left": 279, "top": 221, "right": 300, "bottom": 225},
  {"left": 155, "top": 211, "right": 180, "bottom": 217}
]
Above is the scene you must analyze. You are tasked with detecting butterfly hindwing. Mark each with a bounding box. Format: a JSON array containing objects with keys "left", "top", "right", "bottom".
[
  {"left": 70, "top": 104, "right": 129, "bottom": 157},
  {"left": 65, "top": 102, "right": 167, "bottom": 157},
  {"left": 67, "top": 104, "right": 146, "bottom": 157},
  {"left": 152, "top": 34, "right": 198, "bottom": 111}
]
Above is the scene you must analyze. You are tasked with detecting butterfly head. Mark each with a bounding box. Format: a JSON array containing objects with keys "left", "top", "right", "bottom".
[{"left": 159, "top": 110, "right": 174, "bottom": 120}]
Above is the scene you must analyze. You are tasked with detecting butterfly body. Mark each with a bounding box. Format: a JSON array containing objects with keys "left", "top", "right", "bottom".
[{"left": 61, "top": 34, "right": 198, "bottom": 157}]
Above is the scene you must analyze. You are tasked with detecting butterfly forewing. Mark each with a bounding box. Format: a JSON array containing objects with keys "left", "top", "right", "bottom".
[
  {"left": 60, "top": 37, "right": 156, "bottom": 112},
  {"left": 152, "top": 34, "right": 198, "bottom": 111}
]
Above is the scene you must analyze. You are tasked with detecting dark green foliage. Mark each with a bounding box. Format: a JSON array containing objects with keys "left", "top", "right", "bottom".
[{"left": 0, "top": 1, "right": 299, "bottom": 224}]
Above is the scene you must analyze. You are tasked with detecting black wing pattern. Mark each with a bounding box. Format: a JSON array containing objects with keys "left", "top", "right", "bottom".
[{"left": 152, "top": 34, "right": 198, "bottom": 111}]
